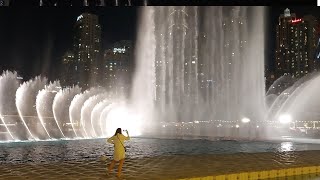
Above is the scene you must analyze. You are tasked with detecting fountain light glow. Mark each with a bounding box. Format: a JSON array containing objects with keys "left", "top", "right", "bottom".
[
  {"left": 104, "top": 105, "right": 142, "bottom": 137},
  {"left": 279, "top": 114, "right": 292, "bottom": 124},
  {"left": 241, "top": 118, "right": 251, "bottom": 123}
]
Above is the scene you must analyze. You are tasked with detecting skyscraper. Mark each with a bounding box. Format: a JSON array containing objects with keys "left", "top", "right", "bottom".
[
  {"left": 61, "top": 51, "right": 75, "bottom": 87},
  {"left": 73, "top": 13, "right": 101, "bottom": 88},
  {"left": 275, "top": 8, "right": 319, "bottom": 79},
  {"left": 103, "top": 40, "right": 132, "bottom": 98}
]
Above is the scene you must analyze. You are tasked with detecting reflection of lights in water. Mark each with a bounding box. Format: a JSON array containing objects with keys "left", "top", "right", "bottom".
[
  {"left": 280, "top": 142, "right": 293, "bottom": 152},
  {"left": 105, "top": 106, "right": 142, "bottom": 137}
]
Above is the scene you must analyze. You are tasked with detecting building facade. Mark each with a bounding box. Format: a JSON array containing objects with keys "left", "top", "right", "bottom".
[
  {"left": 275, "top": 8, "right": 319, "bottom": 79},
  {"left": 73, "top": 13, "right": 101, "bottom": 88},
  {"left": 102, "top": 40, "right": 132, "bottom": 98},
  {"left": 60, "top": 51, "right": 75, "bottom": 87}
]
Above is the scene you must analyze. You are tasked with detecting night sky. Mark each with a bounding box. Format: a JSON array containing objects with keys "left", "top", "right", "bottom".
[
  {"left": 0, "top": 7, "right": 138, "bottom": 80},
  {"left": 0, "top": 6, "right": 319, "bottom": 80}
]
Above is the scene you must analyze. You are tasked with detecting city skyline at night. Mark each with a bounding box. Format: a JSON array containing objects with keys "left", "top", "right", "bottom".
[{"left": 0, "top": 6, "right": 319, "bottom": 85}]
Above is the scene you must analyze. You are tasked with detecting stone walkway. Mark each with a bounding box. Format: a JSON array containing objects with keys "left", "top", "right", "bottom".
[{"left": 1, "top": 151, "right": 320, "bottom": 179}]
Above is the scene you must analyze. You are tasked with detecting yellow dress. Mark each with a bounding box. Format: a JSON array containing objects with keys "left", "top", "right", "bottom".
[{"left": 107, "top": 133, "right": 130, "bottom": 161}]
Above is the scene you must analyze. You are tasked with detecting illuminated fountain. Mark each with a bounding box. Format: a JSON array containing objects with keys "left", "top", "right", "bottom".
[
  {"left": 2, "top": 6, "right": 318, "bottom": 142},
  {"left": 131, "top": 6, "right": 266, "bottom": 138},
  {"left": 266, "top": 72, "right": 320, "bottom": 138},
  {"left": 0, "top": 71, "right": 138, "bottom": 142},
  {"left": 130, "top": 6, "right": 320, "bottom": 139}
]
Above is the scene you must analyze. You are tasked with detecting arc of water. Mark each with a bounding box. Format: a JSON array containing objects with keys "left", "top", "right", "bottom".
[
  {"left": 36, "top": 90, "right": 52, "bottom": 139},
  {"left": 80, "top": 94, "right": 100, "bottom": 138},
  {"left": 80, "top": 105, "right": 89, "bottom": 138},
  {"left": 88, "top": 93, "right": 108, "bottom": 137},
  {"left": 273, "top": 76, "right": 319, "bottom": 120},
  {"left": 90, "top": 110, "right": 98, "bottom": 137},
  {"left": 267, "top": 75, "right": 315, "bottom": 119},
  {"left": 99, "top": 103, "right": 115, "bottom": 137},
  {"left": 0, "top": 116, "right": 14, "bottom": 140},
  {"left": 16, "top": 85, "right": 36, "bottom": 140},
  {"left": 0, "top": 71, "right": 20, "bottom": 140},
  {"left": 91, "top": 98, "right": 109, "bottom": 137},
  {"left": 69, "top": 94, "right": 81, "bottom": 138},
  {"left": 52, "top": 92, "right": 66, "bottom": 138},
  {"left": 91, "top": 100, "right": 111, "bottom": 137},
  {"left": 52, "top": 110, "right": 65, "bottom": 138},
  {"left": 16, "top": 106, "right": 35, "bottom": 139}
]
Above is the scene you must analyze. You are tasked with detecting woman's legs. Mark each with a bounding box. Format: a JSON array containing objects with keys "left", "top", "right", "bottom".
[
  {"left": 117, "top": 159, "right": 125, "bottom": 177},
  {"left": 108, "top": 160, "right": 116, "bottom": 173}
]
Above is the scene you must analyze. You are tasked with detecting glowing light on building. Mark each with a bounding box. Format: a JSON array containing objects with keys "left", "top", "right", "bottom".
[
  {"left": 77, "top": 15, "right": 83, "bottom": 21},
  {"left": 291, "top": 19, "right": 302, "bottom": 23},
  {"left": 113, "top": 48, "right": 126, "bottom": 54}
]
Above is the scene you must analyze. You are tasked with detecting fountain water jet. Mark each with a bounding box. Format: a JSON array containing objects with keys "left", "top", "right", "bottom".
[
  {"left": 130, "top": 6, "right": 266, "bottom": 138},
  {"left": 100, "top": 103, "right": 117, "bottom": 136},
  {"left": 52, "top": 86, "right": 81, "bottom": 138},
  {"left": 91, "top": 99, "right": 110, "bottom": 137},
  {"left": 16, "top": 76, "right": 47, "bottom": 140},
  {"left": 0, "top": 71, "right": 20, "bottom": 140},
  {"left": 80, "top": 93, "right": 108, "bottom": 137},
  {"left": 69, "top": 88, "right": 103, "bottom": 137},
  {"left": 35, "top": 81, "right": 61, "bottom": 139}
]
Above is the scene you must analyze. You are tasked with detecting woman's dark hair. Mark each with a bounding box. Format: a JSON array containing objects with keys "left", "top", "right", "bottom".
[{"left": 114, "top": 128, "right": 122, "bottom": 136}]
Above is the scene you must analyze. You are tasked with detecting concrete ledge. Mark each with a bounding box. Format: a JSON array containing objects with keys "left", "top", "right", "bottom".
[{"left": 178, "top": 166, "right": 320, "bottom": 180}]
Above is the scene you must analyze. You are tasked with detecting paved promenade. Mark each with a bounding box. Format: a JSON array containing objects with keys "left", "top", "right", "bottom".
[{"left": 1, "top": 151, "right": 320, "bottom": 179}]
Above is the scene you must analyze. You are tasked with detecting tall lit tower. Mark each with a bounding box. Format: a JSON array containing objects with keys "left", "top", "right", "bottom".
[
  {"left": 73, "top": 13, "right": 101, "bottom": 88},
  {"left": 275, "top": 8, "right": 318, "bottom": 79}
]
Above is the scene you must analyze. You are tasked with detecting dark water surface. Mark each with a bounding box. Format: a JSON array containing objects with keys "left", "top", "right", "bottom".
[{"left": 1, "top": 137, "right": 320, "bottom": 164}]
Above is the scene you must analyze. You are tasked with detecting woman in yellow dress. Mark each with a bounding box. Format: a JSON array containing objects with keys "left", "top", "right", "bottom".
[{"left": 107, "top": 128, "right": 130, "bottom": 177}]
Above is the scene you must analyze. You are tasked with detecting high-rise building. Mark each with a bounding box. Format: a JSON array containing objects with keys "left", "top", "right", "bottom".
[
  {"left": 275, "top": 8, "right": 319, "bottom": 79},
  {"left": 61, "top": 51, "right": 75, "bottom": 87},
  {"left": 102, "top": 40, "right": 132, "bottom": 98},
  {"left": 73, "top": 13, "right": 101, "bottom": 88}
]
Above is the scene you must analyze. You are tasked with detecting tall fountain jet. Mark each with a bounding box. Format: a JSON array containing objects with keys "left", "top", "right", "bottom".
[
  {"left": 0, "top": 71, "right": 20, "bottom": 140},
  {"left": 131, "top": 6, "right": 266, "bottom": 137},
  {"left": 16, "top": 76, "right": 47, "bottom": 140}
]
